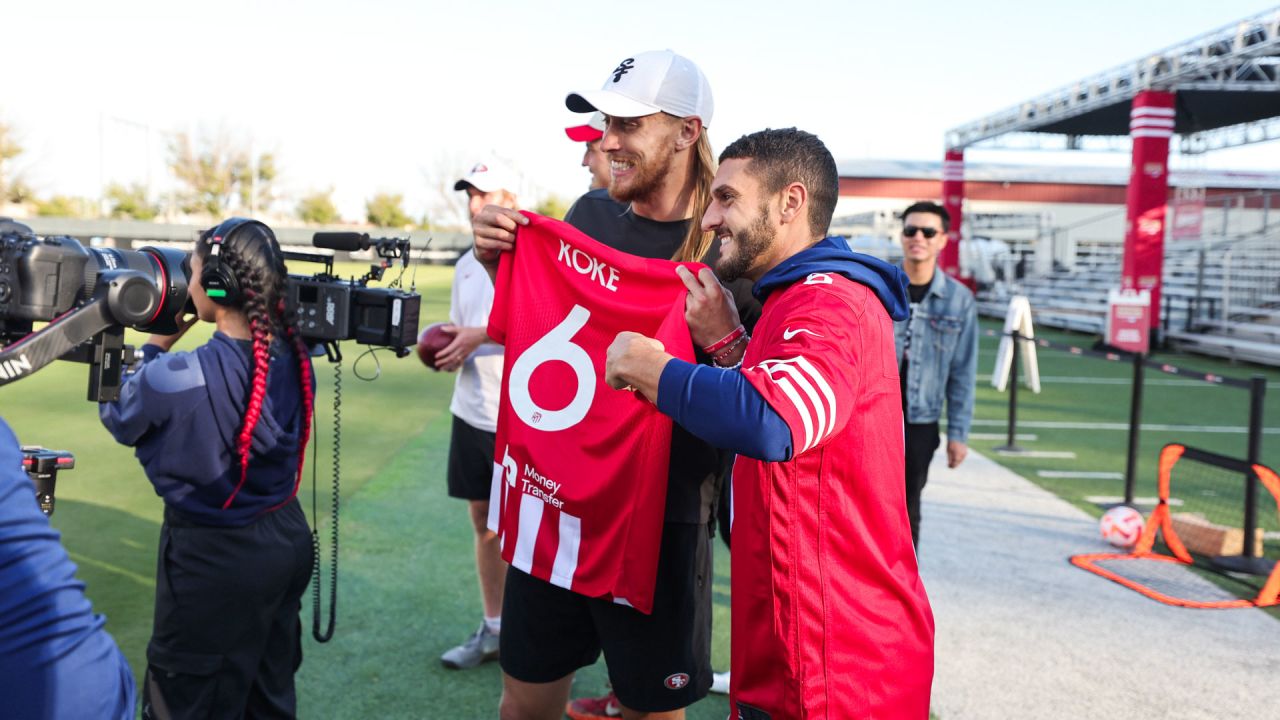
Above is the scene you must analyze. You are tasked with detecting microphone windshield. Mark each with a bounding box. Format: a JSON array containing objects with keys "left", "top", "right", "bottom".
[{"left": 312, "top": 232, "right": 370, "bottom": 252}]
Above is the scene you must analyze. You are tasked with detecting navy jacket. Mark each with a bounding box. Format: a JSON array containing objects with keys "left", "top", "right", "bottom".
[
  {"left": 0, "top": 418, "right": 136, "bottom": 719},
  {"left": 100, "top": 332, "right": 311, "bottom": 527}
]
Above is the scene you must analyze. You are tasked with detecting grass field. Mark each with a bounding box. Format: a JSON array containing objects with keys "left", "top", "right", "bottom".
[
  {"left": 970, "top": 318, "right": 1280, "bottom": 552},
  {"left": 1, "top": 263, "right": 1275, "bottom": 717}
]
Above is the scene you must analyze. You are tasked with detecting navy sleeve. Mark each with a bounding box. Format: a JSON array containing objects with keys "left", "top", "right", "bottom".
[
  {"left": 98, "top": 345, "right": 199, "bottom": 447},
  {"left": 657, "top": 359, "right": 792, "bottom": 462},
  {"left": 0, "top": 418, "right": 137, "bottom": 719}
]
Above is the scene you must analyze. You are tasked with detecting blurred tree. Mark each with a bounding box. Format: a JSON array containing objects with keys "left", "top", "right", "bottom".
[
  {"left": 106, "top": 182, "right": 160, "bottom": 220},
  {"left": 297, "top": 188, "right": 341, "bottom": 224},
  {"left": 35, "top": 195, "right": 94, "bottom": 217},
  {"left": 366, "top": 193, "right": 412, "bottom": 228},
  {"left": 168, "top": 131, "right": 278, "bottom": 217},
  {"left": 237, "top": 151, "right": 277, "bottom": 213},
  {"left": 5, "top": 178, "right": 33, "bottom": 204},
  {"left": 533, "top": 194, "right": 570, "bottom": 220},
  {"left": 0, "top": 119, "right": 23, "bottom": 203}
]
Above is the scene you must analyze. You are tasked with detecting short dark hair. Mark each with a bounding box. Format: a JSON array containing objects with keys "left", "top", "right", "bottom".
[
  {"left": 902, "top": 201, "right": 950, "bottom": 232},
  {"left": 719, "top": 128, "right": 838, "bottom": 238}
]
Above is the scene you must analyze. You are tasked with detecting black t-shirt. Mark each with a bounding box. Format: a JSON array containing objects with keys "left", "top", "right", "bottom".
[
  {"left": 901, "top": 279, "right": 932, "bottom": 412},
  {"left": 564, "top": 189, "right": 762, "bottom": 524}
]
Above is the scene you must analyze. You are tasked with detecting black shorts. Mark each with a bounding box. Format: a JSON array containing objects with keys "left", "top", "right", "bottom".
[
  {"left": 446, "top": 415, "right": 496, "bottom": 501},
  {"left": 500, "top": 522, "right": 712, "bottom": 712}
]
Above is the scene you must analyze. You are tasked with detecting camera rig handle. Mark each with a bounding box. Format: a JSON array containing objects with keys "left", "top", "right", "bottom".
[
  {"left": 21, "top": 446, "right": 75, "bottom": 516},
  {"left": 0, "top": 268, "right": 157, "bottom": 401}
]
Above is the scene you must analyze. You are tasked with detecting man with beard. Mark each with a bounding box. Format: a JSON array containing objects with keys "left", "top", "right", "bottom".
[
  {"left": 604, "top": 128, "right": 936, "bottom": 720},
  {"left": 472, "top": 50, "right": 758, "bottom": 720}
]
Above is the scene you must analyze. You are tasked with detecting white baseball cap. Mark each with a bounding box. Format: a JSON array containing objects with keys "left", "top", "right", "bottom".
[
  {"left": 566, "top": 50, "right": 713, "bottom": 127},
  {"left": 454, "top": 160, "right": 517, "bottom": 194}
]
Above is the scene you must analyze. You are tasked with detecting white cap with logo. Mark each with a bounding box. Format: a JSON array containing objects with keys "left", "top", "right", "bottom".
[
  {"left": 453, "top": 160, "right": 517, "bottom": 194},
  {"left": 565, "top": 50, "right": 713, "bottom": 127}
]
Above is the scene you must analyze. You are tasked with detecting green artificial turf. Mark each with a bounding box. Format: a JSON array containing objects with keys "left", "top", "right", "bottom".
[
  {"left": 3, "top": 259, "right": 1276, "bottom": 716},
  {"left": 970, "top": 318, "right": 1280, "bottom": 566}
]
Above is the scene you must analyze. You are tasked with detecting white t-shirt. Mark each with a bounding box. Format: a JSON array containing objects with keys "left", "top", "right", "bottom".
[{"left": 448, "top": 251, "right": 504, "bottom": 432}]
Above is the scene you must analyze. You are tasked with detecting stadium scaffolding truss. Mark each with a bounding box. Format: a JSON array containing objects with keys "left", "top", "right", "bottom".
[{"left": 946, "top": 9, "right": 1280, "bottom": 153}]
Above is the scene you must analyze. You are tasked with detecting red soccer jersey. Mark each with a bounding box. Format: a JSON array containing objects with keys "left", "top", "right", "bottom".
[
  {"left": 731, "top": 271, "right": 935, "bottom": 719},
  {"left": 487, "top": 212, "right": 703, "bottom": 614}
]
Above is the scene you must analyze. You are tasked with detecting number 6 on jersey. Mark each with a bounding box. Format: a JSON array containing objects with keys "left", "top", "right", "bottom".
[{"left": 507, "top": 304, "right": 596, "bottom": 432}]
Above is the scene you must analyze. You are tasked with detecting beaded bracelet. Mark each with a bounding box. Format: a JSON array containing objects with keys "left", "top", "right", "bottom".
[
  {"left": 703, "top": 324, "right": 746, "bottom": 355},
  {"left": 711, "top": 334, "right": 750, "bottom": 367}
]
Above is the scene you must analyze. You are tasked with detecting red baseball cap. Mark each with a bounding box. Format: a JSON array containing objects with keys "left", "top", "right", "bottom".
[{"left": 564, "top": 112, "right": 606, "bottom": 143}]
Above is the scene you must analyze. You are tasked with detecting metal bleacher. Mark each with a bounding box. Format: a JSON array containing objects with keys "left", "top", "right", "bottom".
[{"left": 978, "top": 203, "right": 1280, "bottom": 366}]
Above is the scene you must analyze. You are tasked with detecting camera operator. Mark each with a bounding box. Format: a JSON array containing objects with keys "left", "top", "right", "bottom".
[
  {"left": 0, "top": 416, "right": 137, "bottom": 719},
  {"left": 99, "top": 218, "right": 316, "bottom": 719}
]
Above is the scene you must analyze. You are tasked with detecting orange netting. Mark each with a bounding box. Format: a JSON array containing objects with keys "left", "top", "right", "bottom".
[{"left": 1070, "top": 444, "right": 1280, "bottom": 609}]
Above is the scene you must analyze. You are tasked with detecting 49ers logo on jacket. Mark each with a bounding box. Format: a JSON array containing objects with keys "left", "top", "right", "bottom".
[
  {"left": 486, "top": 212, "right": 704, "bottom": 614},
  {"left": 664, "top": 672, "right": 690, "bottom": 689}
]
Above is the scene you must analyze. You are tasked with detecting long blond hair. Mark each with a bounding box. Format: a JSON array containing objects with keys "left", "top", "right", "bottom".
[{"left": 671, "top": 131, "right": 716, "bottom": 263}]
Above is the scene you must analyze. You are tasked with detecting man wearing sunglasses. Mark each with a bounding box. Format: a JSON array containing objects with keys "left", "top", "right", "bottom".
[{"left": 893, "top": 200, "right": 978, "bottom": 548}]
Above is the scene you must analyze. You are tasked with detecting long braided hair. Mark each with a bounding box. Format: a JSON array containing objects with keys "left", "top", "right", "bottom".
[{"left": 195, "top": 221, "right": 315, "bottom": 510}]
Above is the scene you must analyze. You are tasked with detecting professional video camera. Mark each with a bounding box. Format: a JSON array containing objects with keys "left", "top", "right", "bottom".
[
  {"left": 0, "top": 218, "right": 422, "bottom": 400},
  {"left": 284, "top": 231, "right": 421, "bottom": 363},
  {"left": 0, "top": 218, "right": 193, "bottom": 401}
]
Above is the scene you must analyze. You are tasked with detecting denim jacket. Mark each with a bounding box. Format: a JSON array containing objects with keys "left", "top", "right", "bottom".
[{"left": 892, "top": 269, "right": 978, "bottom": 443}]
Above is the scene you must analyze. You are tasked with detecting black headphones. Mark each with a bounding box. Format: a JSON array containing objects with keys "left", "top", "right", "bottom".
[{"left": 201, "top": 217, "right": 273, "bottom": 307}]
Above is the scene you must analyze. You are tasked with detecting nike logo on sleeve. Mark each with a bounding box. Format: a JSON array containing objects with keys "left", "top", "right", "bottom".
[{"left": 782, "top": 327, "right": 823, "bottom": 341}]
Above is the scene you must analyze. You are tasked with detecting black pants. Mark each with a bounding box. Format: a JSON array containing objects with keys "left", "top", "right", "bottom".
[
  {"left": 904, "top": 422, "right": 941, "bottom": 547},
  {"left": 143, "top": 500, "right": 314, "bottom": 720}
]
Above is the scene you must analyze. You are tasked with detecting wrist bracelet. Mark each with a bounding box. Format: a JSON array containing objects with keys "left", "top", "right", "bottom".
[
  {"left": 711, "top": 334, "right": 749, "bottom": 366},
  {"left": 703, "top": 325, "right": 746, "bottom": 355}
]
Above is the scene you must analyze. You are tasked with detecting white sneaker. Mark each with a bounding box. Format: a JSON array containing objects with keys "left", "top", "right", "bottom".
[
  {"left": 710, "top": 670, "right": 730, "bottom": 694},
  {"left": 440, "top": 624, "right": 499, "bottom": 669}
]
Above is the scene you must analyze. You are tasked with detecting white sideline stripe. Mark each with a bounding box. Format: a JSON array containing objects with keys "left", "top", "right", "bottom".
[
  {"left": 975, "top": 374, "right": 1223, "bottom": 387},
  {"left": 970, "top": 433, "right": 1038, "bottom": 441},
  {"left": 1084, "top": 495, "right": 1184, "bottom": 507},
  {"left": 996, "top": 449, "right": 1077, "bottom": 458},
  {"left": 971, "top": 419, "right": 1280, "bottom": 435},
  {"left": 549, "top": 512, "right": 581, "bottom": 589},
  {"left": 511, "top": 495, "right": 544, "bottom": 575},
  {"left": 1037, "top": 470, "right": 1123, "bottom": 479}
]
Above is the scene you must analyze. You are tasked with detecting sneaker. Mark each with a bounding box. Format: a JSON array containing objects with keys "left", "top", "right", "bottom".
[
  {"left": 440, "top": 624, "right": 499, "bottom": 669},
  {"left": 565, "top": 691, "right": 622, "bottom": 720},
  {"left": 710, "top": 670, "right": 730, "bottom": 694}
]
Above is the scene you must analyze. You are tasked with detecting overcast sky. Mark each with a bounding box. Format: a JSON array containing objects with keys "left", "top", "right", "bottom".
[{"left": 4, "top": 0, "right": 1278, "bottom": 224}]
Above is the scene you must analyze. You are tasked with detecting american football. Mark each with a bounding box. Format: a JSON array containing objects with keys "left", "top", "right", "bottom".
[{"left": 416, "top": 323, "right": 455, "bottom": 371}]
